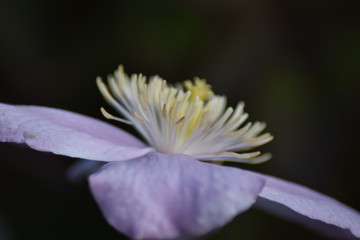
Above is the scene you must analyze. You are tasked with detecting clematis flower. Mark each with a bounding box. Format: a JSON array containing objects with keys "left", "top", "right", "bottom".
[{"left": 0, "top": 66, "right": 359, "bottom": 240}]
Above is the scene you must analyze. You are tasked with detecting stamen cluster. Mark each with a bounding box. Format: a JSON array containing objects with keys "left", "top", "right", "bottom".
[{"left": 97, "top": 66, "right": 273, "bottom": 163}]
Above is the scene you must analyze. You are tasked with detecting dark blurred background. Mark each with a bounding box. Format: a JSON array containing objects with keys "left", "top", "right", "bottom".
[{"left": 0, "top": 0, "right": 359, "bottom": 239}]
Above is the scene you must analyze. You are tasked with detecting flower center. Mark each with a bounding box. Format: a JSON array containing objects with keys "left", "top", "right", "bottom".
[
  {"left": 97, "top": 65, "right": 273, "bottom": 163},
  {"left": 183, "top": 78, "right": 214, "bottom": 102}
]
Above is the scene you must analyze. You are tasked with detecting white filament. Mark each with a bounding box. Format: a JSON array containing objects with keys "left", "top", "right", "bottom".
[{"left": 97, "top": 65, "right": 273, "bottom": 163}]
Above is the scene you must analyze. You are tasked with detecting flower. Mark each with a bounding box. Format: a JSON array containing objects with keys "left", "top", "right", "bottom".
[{"left": 0, "top": 66, "right": 359, "bottom": 240}]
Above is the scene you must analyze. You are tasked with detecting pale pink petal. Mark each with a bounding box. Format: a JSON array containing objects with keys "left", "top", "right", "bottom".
[
  {"left": 254, "top": 173, "right": 360, "bottom": 239},
  {"left": 89, "top": 153, "right": 264, "bottom": 240},
  {"left": 66, "top": 160, "right": 105, "bottom": 184},
  {"left": 0, "top": 103, "right": 153, "bottom": 161}
]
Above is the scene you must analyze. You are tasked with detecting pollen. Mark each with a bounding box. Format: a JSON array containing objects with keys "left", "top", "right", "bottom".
[
  {"left": 184, "top": 78, "right": 214, "bottom": 102},
  {"left": 97, "top": 65, "right": 273, "bottom": 164}
]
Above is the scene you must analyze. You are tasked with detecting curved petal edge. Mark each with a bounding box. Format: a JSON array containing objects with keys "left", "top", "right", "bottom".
[
  {"left": 89, "top": 153, "right": 265, "bottom": 240},
  {"left": 0, "top": 103, "right": 153, "bottom": 161},
  {"left": 254, "top": 172, "right": 360, "bottom": 239}
]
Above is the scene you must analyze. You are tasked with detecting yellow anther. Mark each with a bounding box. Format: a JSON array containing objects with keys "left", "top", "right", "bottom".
[
  {"left": 132, "top": 110, "right": 145, "bottom": 121},
  {"left": 214, "top": 150, "right": 226, "bottom": 156},
  {"left": 184, "top": 78, "right": 214, "bottom": 102},
  {"left": 175, "top": 116, "right": 185, "bottom": 125},
  {"left": 162, "top": 104, "right": 167, "bottom": 118}
]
